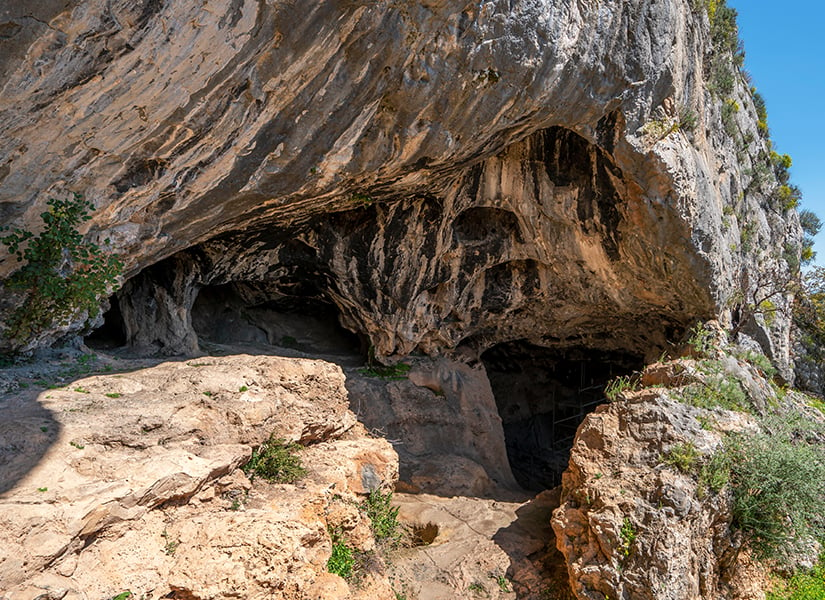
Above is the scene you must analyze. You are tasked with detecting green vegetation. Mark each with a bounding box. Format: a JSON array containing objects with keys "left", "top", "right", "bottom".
[
  {"left": 619, "top": 517, "right": 637, "bottom": 558},
  {"left": 726, "top": 418, "right": 825, "bottom": 562},
  {"left": 109, "top": 593, "right": 133, "bottom": 600},
  {"left": 239, "top": 385, "right": 249, "bottom": 392},
  {"left": 358, "top": 362, "right": 412, "bottom": 380},
  {"left": 492, "top": 574, "right": 510, "bottom": 593},
  {"left": 351, "top": 193, "right": 375, "bottom": 207},
  {"left": 69, "top": 441, "right": 85, "bottom": 450},
  {"left": 734, "top": 349, "right": 777, "bottom": 379},
  {"left": 721, "top": 98, "right": 739, "bottom": 137},
  {"left": 327, "top": 528, "right": 355, "bottom": 580},
  {"left": 105, "top": 392, "right": 122, "bottom": 399},
  {"left": 807, "top": 396, "right": 825, "bottom": 415},
  {"left": 468, "top": 582, "right": 486, "bottom": 595},
  {"left": 0, "top": 193, "right": 122, "bottom": 345},
  {"left": 604, "top": 375, "right": 636, "bottom": 402},
  {"left": 767, "top": 553, "right": 825, "bottom": 600},
  {"left": 162, "top": 529, "right": 179, "bottom": 556},
  {"left": 687, "top": 322, "right": 715, "bottom": 357},
  {"left": 664, "top": 441, "right": 700, "bottom": 473},
  {"left": 242, "top": 436, "right": 307, "bottom": 483},
  {"left": 697, "top": 451, "right": 730, "bottom": 498},
  {"left": 37, "top": 487, "right": 48, "bottom": 492},
  {"left": 794, "top": 267, "right": 825, "bottom": 365},
  {"left": 679, "top": 374, "right": 749, "bottom": 412},
  {"left": 362, "top": 488, "right": 402, "bottom": 546}
]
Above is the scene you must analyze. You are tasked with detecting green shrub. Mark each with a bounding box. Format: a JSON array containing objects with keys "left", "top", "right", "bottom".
[
  {"left": 727, "top": 423, "right": 825, "bottom": 562},
  {"left": 664, "top": 441, "right": 700, "bottom": 473},
  {"left": 767, "top": 553, "right": 825, "bottom": 600},
  {"left": 327, "top": 529, "right": 355, "bottom": 580},
  {"left": 687, "top": 323, "right": 715, "bottom": 357},
  {"left": 721, "top": 98, "right": 740, "bottom": 137},
  {"left": 698, "top": 450, "right": 731, "bottom": 498},
  {"left": 242, "top": 436, "right": 307, "bottom": 483},
  {"left": 680, "top": 376, "right": 749, "bottom": 412},
  {"left": 0, "top": 193, "right": 122, "bottom": 344},
  {"left": 735, "top": 349, "right": 777, "bottom": 379},
  {"left": 362, "top": 488, "right": 401, "bottom": 545},
  {"left": 619, "top": 517, "right": 637, "bottom": 558}
]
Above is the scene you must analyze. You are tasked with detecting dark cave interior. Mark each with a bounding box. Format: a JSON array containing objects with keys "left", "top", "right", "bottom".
[
  {"left": 189, "top": 281, "right": 363, "bottom": 356},
  {"left": 482, "top": 341, "right": 643, "bottom": 491}
]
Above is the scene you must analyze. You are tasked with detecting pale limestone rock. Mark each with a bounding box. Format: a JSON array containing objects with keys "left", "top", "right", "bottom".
[
  {"left": 0, "top": 0, "right": 800, "bottom": 380},
  {"left": 0, "top": 353, "right": 398, "bottom": 599},
  {"left": 349, "top": 358, "right": 517, "bottom": 497},
  {"left": 551, "top": 388, "right": 764, "bottom": 600}
]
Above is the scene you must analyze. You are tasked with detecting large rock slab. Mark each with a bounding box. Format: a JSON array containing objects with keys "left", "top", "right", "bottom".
[{"left": 0, "top": 353, "right": 398, "bottom": 599}]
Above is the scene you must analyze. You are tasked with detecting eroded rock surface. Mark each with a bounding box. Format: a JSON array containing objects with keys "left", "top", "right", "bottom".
[
  {"left": 550, "top": 359, "right": 775, "bottom": 600},
  {"left": 0, "top": 353, "right": 398, "bottom": 599},
  {"left": 0, "top": 0, "right": 801, "bottom": 378}
]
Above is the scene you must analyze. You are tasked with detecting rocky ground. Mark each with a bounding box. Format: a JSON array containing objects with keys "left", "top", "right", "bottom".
[
  {"left": 0, "top": 342, "right": 571, "bottom": 600},
  {"left": 1, "top": 331, "right": 821, "bottom": 600}
]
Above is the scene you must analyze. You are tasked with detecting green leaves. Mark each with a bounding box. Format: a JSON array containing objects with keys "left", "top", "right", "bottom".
[
  {"left": 727, "top": 417, "right": 825, "bottom": 562},
  {"left": 0, "top": 192, "right": 122, "bottom": 345}
]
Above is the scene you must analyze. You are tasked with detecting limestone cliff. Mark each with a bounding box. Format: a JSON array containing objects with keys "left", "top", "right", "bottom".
[{"left": 0, "top": 0, "right": 802, "bottom": 373}]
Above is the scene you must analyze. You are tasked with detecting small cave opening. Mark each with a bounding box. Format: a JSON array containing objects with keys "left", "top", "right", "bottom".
[
  {"left": 84, "top": 295, "right": 127, "bottom": 350},
  {"left": 190, "top": 281, "right": 363, "bottom": 356},
  {"left": 482, "top": 342, "right": 643, "bottom": 491}
]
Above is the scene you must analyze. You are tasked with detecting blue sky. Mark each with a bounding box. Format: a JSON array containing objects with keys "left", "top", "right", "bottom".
[{"left": 728, "top": 0, "right": 825, "bottom": 263}]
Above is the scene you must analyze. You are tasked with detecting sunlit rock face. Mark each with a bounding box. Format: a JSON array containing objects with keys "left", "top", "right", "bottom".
[{"left": 0, "top": 0, "right": 800, "bottom": 372}]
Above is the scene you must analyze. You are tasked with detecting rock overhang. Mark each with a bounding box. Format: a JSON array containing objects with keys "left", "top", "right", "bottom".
[{"left": 0, "top": 0, "right": 801, "bottom": 372}]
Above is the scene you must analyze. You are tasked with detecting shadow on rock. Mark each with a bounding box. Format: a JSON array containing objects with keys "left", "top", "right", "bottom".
[
  {"left": 0, "top": 386, "right": 62, "bottom": 495},
  {"left": 344, "top": 357, "right": 524, "bottom": 499},
  {"left": 492, "top": 488, "right": 577, "bottom": 600}
]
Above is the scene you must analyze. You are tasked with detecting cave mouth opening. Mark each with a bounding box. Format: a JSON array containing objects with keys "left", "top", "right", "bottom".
[
  {"left": 482, "top": 341, "right": 643, "bottom": 492},
  {"left": 190, "top": 281, "right": 363, "bottom": 357},
  {"left": 84, "top": 295, "right": 127, "bottom": 350}
]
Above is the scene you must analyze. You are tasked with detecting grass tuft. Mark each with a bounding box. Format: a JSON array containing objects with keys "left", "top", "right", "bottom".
[{"left": 242, "top": 436, "right": 307, "bottom": 483}]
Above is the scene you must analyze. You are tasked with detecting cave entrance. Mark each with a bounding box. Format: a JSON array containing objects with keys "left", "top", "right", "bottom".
[
  {"left": 84, "top": 295, "right": 127, "bottom": 350},
  {"left": 482, "top": 342, "right": 642, "bottom": 491},
  {"left": 190, "top": 281, "right": 362, "bottom": 356}
]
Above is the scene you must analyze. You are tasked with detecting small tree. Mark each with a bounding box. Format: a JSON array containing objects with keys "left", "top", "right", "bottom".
[
  {"left": 729, "top": 264, "right": 798, "bottom": 341},
  {"left": 0, "top": 193, "right": 122, "bottom": 345}
]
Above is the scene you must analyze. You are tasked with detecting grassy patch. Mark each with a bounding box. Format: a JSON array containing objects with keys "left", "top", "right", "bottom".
[
  {"left": 767, "top": 553, "right": 825, "bottom": 600},
  {"left": 242, "top": 436, "right": 307, "bottom": 483},
  {"left": 678, "top": 375, "right": 749, "bottom": 412},
  {"left": 358, "top": 362, "right": 411, "bottom": 380},
  {"left": 604, "top": 374, "right": 637, "bottom": 401},
  {"left": 806, "top": 395, "right": 825, "bottom": 415},
  {"left": 362, "top": 488, "right": 401, "bottom": 546}
]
